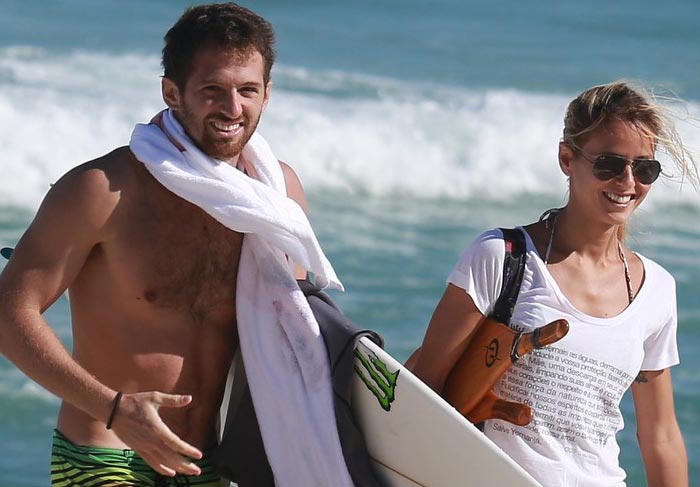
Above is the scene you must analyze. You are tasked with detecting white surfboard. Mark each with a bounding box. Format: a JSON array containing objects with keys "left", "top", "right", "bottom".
[{"left": 352, "top": 337, "right": 542, "bottom": 487}]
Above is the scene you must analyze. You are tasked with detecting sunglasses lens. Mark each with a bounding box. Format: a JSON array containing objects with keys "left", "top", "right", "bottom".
[
  {"left": 633, "top": 160, "right": 661, "bottom": 184},
  {"left": 592, "top": 156, "right": 661, "bottom": 184},
  {"left": 592, "top": 156, "right": 626, "bottom": 180}
]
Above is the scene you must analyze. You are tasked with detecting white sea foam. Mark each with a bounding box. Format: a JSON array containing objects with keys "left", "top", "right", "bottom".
[
  {"left": 0, "top": 48, "right": 163, "bottom": 209},
  {"left": 1, "top": 48, "right": 699, "bottom": 210}
]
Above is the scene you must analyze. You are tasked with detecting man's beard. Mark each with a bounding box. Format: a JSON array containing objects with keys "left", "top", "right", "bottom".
[{"left": 179, "top": 107, "right": 261, "bottom": 162}]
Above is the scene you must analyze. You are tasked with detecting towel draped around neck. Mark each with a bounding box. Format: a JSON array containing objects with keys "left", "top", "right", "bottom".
[{"left": 129, "top": 109, "right": 353, "bottom": 487}]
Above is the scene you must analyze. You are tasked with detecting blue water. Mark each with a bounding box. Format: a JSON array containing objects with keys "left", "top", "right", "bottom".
[{"left": 1, "top": 1, "right": 699, "bottom": 485}]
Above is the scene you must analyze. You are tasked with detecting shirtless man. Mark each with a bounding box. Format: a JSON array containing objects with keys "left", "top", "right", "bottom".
[{"left": 0, "top": 4, "right": 305, "bottom": 485}]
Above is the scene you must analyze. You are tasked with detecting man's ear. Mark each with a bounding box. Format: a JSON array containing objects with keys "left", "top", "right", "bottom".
[
  {"left": 162, "top": 77, "right": 182, "bottom": 110},
  {"left": 559, "top": 142, "right": 575, "bottom": 177},
  {"left": 262, "top": 81, "right": 272, "bottom": 111}
]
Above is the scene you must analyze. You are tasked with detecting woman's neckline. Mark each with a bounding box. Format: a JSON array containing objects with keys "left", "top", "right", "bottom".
[
  {"left": 517, "top": 224, "right": 644, "bottom": 321},
  {"left": 542, "top": 209, "right": 634, "bottom": 305}
]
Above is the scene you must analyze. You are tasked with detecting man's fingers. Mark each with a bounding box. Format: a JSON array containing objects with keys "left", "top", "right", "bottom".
[
  {"left": 141, "top": 437, "right": 203, "bottom": 476},
  {"left": 173, "top": 458, "right": 202, "bottom": 476},
  {"left": 157, "top": 425, "right": 203, "bottom": 460},
  {"left": 146, "top": 394, "right": 203, "bottom": 459},
  {"left": 141, "top": 436, "right": 202, "bottom": 476},
  {"left": 154, "top": 463, "right": 177, "bottom": 477},
  {"left": 114, "top": 392, "right": 204, "bottom": 475},
  {"left": 153, "top": 392, "right": 193, "bottom": 408},
  {"left": 152, "top": 457, "right": 201, "bottom": 477}
]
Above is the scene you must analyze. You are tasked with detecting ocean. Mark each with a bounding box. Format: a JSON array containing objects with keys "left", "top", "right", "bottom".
[{"left": 1, "top": 0, "right": 699, "bottom": 485}]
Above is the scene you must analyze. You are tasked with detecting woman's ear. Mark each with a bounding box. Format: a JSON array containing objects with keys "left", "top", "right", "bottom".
[
  {"left": 162, "top": 77, "right": 182, "bottom": 111},
  {"left": 559, "top": 142, "right": 575, "bottom": 177}
]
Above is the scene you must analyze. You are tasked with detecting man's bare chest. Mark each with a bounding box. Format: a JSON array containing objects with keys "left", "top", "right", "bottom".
[{"left": 107, "top": 188, "right": 244, "bottom": 317}]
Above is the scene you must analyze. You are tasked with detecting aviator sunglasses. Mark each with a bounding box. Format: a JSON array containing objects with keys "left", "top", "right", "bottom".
[{"left": 574, "top": 148, "right": 662, "bottom": 185}]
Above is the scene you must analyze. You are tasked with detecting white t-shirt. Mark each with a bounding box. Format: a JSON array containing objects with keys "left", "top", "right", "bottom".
[{"left": 447, "top": 228, "right": 679, "bottom": 487}]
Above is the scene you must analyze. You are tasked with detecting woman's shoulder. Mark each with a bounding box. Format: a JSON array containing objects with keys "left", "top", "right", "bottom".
[
  {"left": 635, "top": 252, "right": 676, "bottom": 287},
  {"left": 452, "top": 228, "right": 503, "bottom": 268},
  {"left": 460, "top": 226, "right": 538, "bottom": 260},
  {"left": 629, "top": 252, "right": 677, "bottom": 316},
  {"left": 462, "top": 228, "right": 509, "bottom": 255},
  {"left": 474, "top": 227, "right": 506, "bottom": 243}
]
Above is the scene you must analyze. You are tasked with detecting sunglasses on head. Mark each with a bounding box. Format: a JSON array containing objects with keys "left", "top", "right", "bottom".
[{"left": 576, "top": 150, "right": 662, "bottom": 185}]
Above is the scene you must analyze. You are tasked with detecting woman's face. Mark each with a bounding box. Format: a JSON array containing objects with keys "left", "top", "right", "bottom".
[{"left": 561, "top": 119, "right": 656, "bottom": 227}]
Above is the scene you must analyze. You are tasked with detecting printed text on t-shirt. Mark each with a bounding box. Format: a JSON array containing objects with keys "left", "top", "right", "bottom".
[{"left": 496, "top": 346, "right": 634, "bottom": 445}]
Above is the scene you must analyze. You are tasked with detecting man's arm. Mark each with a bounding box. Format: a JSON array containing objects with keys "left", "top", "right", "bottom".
[
  {"left": 631, "top": 368, "right": 688, "bottom": 487},
  {"left": 0, "top": 165, "right": 119, "bottom": 421},
  {"left": 280, "top": 160, "right": 310, "bottom": 280},
  {"left": 0, "top": 162, "right": 202, "bottom": 477}
]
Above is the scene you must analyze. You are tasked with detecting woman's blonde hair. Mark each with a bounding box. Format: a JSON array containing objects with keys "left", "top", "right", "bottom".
[
  {"left": 562, "top": 81, "right": 699, "bottom": 240},
  {"left": 563, "top": 80, "right": 699, "bottom": 188}
]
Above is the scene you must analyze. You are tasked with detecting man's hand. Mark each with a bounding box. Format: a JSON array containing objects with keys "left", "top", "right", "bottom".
[{"left": 110, "top": 392, "right": 203, "bottom": 477}]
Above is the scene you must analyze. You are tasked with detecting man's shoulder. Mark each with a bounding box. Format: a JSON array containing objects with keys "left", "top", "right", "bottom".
[
  {"left": 55, "top": 146, "right": 138, "bottom": 195},
  {"left": 278, "top": 160, "right": 299, "bottom": 187},
  {"left": 42, "top": 147, "right": 139, "bottom": 223},
  {"left": 278, "top": 160, "right": 308, "bottom": 211},
  {"left": 63, "top": 145, "right": 135, "bottom": 180}
]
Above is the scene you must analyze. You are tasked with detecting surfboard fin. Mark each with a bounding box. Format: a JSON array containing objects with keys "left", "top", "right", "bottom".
[
  {"left": 443, "top": 316, "right": 569, "bottom": 426},
  {"left": 513, "top": 319, "right": 569, "bottom": 360},
  {"left": 467, "top": 390, "right": 532, "bottom": 426}
]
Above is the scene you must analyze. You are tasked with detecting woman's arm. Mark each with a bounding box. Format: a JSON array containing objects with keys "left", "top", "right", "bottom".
[
  {"left": 409, "top": 283, "right": 485, "bottom": 394},
  {"left": 631, "top": 368, "right": 688, "bottom": 487}
]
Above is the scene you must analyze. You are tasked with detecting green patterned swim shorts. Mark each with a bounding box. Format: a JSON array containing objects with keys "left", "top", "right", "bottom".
[{"left": 51, "top": 429, "right": 222, "bottom": 486}]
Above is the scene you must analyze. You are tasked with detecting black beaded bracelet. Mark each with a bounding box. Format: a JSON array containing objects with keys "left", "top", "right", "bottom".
[{"left": 106, "top": 391, "right": 123, "bottom": 430}]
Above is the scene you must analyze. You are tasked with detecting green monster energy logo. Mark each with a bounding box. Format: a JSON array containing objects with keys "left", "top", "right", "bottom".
[{"left": 354, "top": 349, "right": 399, "bottom": 411}]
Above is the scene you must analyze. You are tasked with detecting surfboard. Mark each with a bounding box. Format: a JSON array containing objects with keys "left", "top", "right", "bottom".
[{"left": 352, "top": 337, "right": 542, "bottom": 487}]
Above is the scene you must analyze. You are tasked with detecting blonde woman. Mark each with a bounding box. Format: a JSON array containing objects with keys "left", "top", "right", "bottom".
[{"left": 410, "top": 82, "right": 696, "bottom": 487}]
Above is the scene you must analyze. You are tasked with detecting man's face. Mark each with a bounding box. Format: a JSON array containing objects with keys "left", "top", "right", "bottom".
[{"left": 163, "top": 45, "right": 271, "bottom": 163}]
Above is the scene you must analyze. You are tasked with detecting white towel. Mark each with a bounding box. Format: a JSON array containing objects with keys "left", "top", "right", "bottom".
[{"left": 129, "top": 110, "right": 354, "bottom": 487}]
